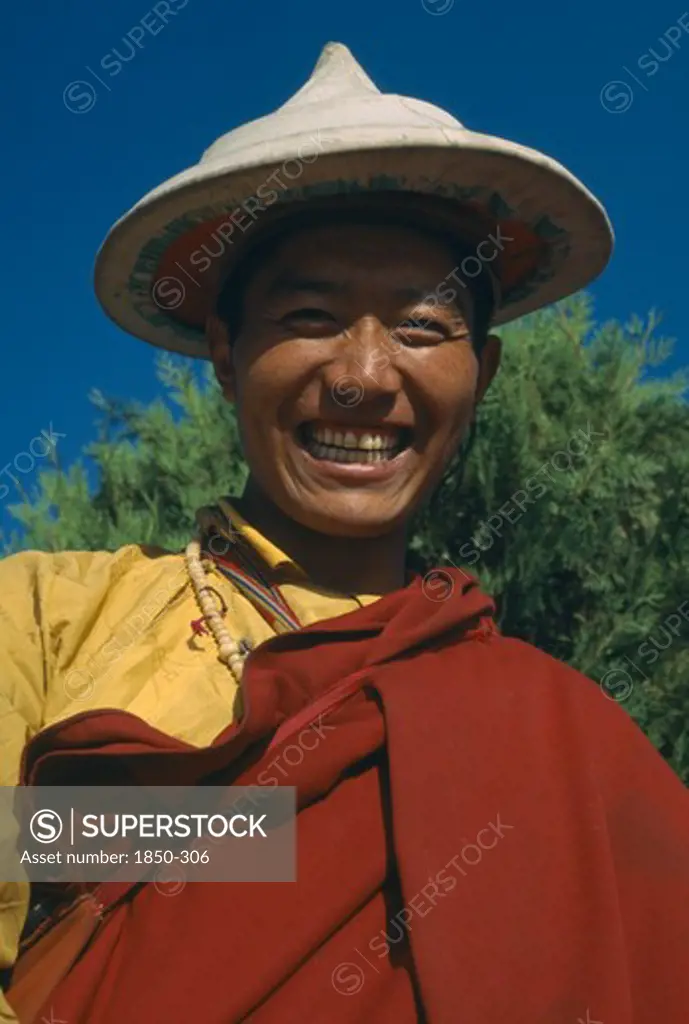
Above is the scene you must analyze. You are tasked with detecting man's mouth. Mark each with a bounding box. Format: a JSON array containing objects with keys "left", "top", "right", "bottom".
[{"left": 297, "top": 422, "right": 413, "bottom": 463}]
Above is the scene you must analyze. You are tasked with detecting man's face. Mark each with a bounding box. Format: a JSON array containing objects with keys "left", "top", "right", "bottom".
[{"left": 208, "top": 220, "right": 500, "bottom": 538}]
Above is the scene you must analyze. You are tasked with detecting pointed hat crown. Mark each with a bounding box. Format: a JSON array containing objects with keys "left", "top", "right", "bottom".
[
  {"left": 282, "top": 41, "right": 380, "bottom": 104},
  {"left": 201, "top": 42, "right": 464, "bottom": 167}
]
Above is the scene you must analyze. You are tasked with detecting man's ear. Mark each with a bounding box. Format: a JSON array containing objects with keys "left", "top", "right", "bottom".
[
  {"left": 206, "top": 314, "right": 236, "bottom": 401},
  {"left": 474, "top": 333, "right": 501, "bottom": 404}
]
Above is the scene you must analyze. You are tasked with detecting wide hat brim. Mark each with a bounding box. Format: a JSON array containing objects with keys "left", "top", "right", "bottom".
[{"left": 94, "top": 43, "right": 613, "bottom": 359}]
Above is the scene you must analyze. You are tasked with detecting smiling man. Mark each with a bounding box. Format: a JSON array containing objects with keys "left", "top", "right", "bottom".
[
  {"left": 206, "top": 208, "right": 500, "bottom": 593},
  {"left": 2, "top": 41, "right": 689, "bottom": 1024}
]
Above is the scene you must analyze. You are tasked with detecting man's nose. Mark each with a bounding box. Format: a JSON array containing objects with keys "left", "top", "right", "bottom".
[{"left": 322, "top": 316, "right": 401, "bottom": 402}]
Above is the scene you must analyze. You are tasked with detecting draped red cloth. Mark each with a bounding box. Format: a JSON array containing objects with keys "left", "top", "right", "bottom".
[{"left": 18, "top": 570, "right": 689, "bottom": 1023}]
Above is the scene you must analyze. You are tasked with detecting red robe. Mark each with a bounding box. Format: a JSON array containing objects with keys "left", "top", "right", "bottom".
[{"left": 16, "top": 571, "right": 689, "bottom": 1023}]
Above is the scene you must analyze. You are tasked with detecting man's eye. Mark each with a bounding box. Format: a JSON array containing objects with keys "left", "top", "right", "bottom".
[
  {"left": 282, "top": 308, "right": 336, "bottom": 323},
  {"left": 394, "top": 318, "right": 450, "bottom": 342}
]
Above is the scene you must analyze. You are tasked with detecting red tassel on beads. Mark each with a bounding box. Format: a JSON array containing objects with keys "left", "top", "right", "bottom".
[{"left": 190, "top": 617, "right": 208, "bottom": 637}]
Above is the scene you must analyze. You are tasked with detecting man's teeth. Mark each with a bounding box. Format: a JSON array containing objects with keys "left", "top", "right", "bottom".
[
  {"left": 310, "top": 427, "right": 398, "bottom": 449},
  {"left": 303, "top": 426, "right": 403, "bottom": 462},
  {"left": 309, "top": 444, "right": 390, "bottom": 463}
]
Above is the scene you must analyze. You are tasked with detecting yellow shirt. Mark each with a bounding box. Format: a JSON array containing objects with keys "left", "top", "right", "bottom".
[{"left": 0, "top": 504, "right": 381, "bottom": 1021}]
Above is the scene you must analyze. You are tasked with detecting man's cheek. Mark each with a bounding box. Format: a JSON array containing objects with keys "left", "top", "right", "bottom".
[{"left": 437, "top": 394, "right": 474, "bottom": 452}]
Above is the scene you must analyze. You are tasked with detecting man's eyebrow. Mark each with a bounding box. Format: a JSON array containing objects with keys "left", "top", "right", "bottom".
[
  {"left": 400, "top": 289, "right": 470, "bottom": 323},
  {"left": 262, "top": 273, "right": 467, "bottom": 312},
  {"left": 395, "top": 286, "right": 465, "bottom": 310},
  {"left": 264, "top": 271, "right": 343, "bottom": 298},
  {"left": 395, "top": 286, "right": 437, "bottom": 305}
]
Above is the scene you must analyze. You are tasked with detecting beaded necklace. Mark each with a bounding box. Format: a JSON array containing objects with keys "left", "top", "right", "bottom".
[
  {"left": 184, "top": 502, "right": 374, "bottom": 686},
  {"left": 184, "top": 536, "right": 247, "bottom": 683},
  {"left": 183, "top": 502, "right": 305, "bottom": 684}
]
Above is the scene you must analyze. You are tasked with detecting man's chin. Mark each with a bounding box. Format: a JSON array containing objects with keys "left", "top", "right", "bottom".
[{"left": 286, "top": 495, "right": 410, "bottom": 540}]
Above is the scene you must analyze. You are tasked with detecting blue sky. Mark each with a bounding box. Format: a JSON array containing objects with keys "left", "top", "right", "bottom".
[{"left": 2, "top": 0, "right": 688, "bottom": 527}]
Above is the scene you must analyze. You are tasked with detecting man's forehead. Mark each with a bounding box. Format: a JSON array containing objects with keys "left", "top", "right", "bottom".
[
  {"left": 270, "top": 219, "right": 456, "bottom": 258},
  {"left": 250, "top": 226, "right": 463, "bottom": 303},
  {"left": 261, "top": 268, "right": 450, "bottom": 305}
]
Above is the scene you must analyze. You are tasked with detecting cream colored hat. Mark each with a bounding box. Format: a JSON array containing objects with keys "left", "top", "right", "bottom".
[{"left": 94, "top": 41, "right": 613, "bottom": 359}]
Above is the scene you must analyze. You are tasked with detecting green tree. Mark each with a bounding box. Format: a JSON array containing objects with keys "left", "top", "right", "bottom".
[
  {"left": 4, "top": 295, "right": 689, "bottom": 781},
  {"left": 2, "top": 357, "right": 247, "bottom": 554}
]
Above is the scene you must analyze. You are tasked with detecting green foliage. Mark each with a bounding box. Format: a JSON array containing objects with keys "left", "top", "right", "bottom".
[
  {"left": 3, "top": 356, "right": 247, "bottom": 554},
  {"left": 4, "top": 295, "right": 689, "bottom": 781}
]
